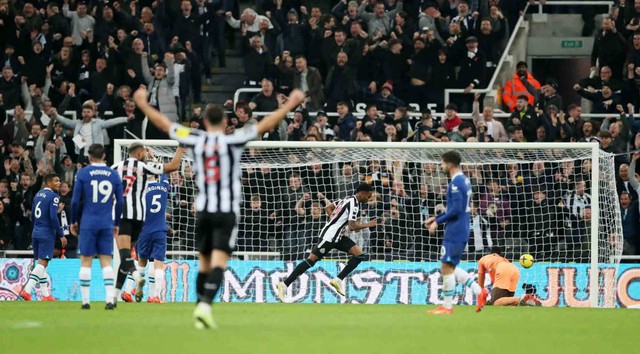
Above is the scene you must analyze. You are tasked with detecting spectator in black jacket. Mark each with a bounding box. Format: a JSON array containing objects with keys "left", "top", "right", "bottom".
[
  {"left": 139, "top": 22, "right": 166, "bottom": 60},
  {"left": 0, "top": 66, "right": 20, "bottom": 109},
  {"left": 173, "top": 0, "right": 201, "bottom": 52},
  {"left": 457, "top": 36, "right": 486, "bottom": 112},
  {"left": 243, "top": 35, "right": 273, "bottom": 86},
  {"left": 324, "top": 51, "right": 356, "bottom": 111},
  {"left": 573, "top": 83, "right": 621, "bottom": 114},
  {"left": 591, "top": 17, "right": 627, "bottom": 79},
  {"left": 275, "top": 8, "right": 307, "bottom": 56}
]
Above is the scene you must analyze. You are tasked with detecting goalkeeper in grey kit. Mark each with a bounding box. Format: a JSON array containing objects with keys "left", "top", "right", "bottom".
[{"left": 277, "top": 183, "right": 377, "bottom": 301}]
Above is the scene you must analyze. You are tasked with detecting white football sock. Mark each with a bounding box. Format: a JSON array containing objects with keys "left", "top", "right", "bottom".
[
  {"left": 136, "top": 265, "right": 146, "bottom": 280},
  {"left": 79, "top": 267, "right": 91, "bottom": 305},
  {"left": 39, "top": 271, "right": 51, "bottom": 297},
  {"left": 454, "top": 267, "right": 481, "bottom": 295},
  {"left": 124, "top": 274, "right": 134, "bottom": 292},
  {"left": 154, "top": 269, "right": 165, "bottom": 298},
  {"left": 148, "top": 276, "right": 156, "bottom": 298},
  {"left": 103, "top": 266, "right": 115, "bottom": 304},
  {"left": 25, "top": 264, "right": 45, "bottom": 293},
  {"left": 442, "top": 274, "right": 455, "bottom": 309}
]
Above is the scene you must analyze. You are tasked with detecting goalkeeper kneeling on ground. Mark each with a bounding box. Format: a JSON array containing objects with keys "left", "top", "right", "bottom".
[{"left": 477, "top": 247, "right": 542, "bottom": 308}]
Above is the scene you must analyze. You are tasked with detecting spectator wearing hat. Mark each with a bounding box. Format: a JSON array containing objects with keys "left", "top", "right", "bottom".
[
  {"left": 324, "top": 51, "right": 356, "bottom": 112},
  {"left": 457, "top": 35, "right": 486, "bottom": 112},
  {"left": 372, "top": 80, "right": 405, "bottom": 113},
  {"left": 507, "top": 94, "right": 539, "bottom": 142},
  {"left": 472, "top": 94, "right": 508, "bottom": 142},
  {"left": 293, "top": 55, "right": 324, "bottom": 111},
  {"left": 427, "top": 49, "right": 456, "bottom": 111},
  {"left": 274, "top": 7, "right": 307, "bottom": 56},
  {"left": 62, "top": 1, "right": 95, "bottom": 46},
  {"left": 358, "top": 0, "right": 404, "bottom": 41},
  {"left": 535, "top": 79, "right": 564, "bottom": 112},
  {"left": 502, "top": 61, "right": 540, "bottom": 112}
]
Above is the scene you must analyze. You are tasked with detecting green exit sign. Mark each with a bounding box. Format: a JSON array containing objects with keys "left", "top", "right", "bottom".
[{"left": 561, "top": 40, "right": 583, "bottom": 48}]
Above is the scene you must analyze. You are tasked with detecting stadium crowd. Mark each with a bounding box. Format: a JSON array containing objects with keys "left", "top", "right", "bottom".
[{"left": 0, "top": 0, "right": 638, "bottom": 262}]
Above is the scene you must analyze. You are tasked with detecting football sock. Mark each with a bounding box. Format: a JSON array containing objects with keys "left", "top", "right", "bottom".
[
  {"left": 196, "top": 272, "right": 207, "bottom": 303},
  {"left": 202, "top": 267, "right": 224, "bottom": 304},
  {"left": 155, "top": 269, "right": 165, "bottom": 298},
  {"left": 24, "top": 264, "right": 45, "bottom": 293},
  {"left": 39, "top": 271, "right": 51, "bottom": 297},
  {"left": 116, "top": 249, "right": 133, "bottom": 291},
  {"left": 103, "top": 266, "right": 115, "bottom": 304},
  {"left": 337, "top": 255, "right": 365, "bottom": 280},
  {"left": 136, "top": 265, "right": 146, "bottom": 281},
  {"left": 148, "top": 276, "right": 156, "bottom": 298},
  {"left": 284, "top": 259, "right": 315, "bottom": 286},
  {"left": 79, "top": 267, "right": 91, "bottom": 305},
  {"left": 442, "top": 274, "right": 455, "bottom": 309},
  {"left": 124, "top": 274, "right": 135, "bottom": 292},
  {"left": 454, "top": 267, "right": 481, "bottom": 295}
]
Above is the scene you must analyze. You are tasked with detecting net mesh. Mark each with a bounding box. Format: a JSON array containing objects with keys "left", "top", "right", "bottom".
[{"left": 116, "top": 142, "right": 623, "bottom": 306}]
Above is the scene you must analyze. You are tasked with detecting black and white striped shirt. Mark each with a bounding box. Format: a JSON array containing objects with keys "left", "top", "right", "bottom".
[
  {"left": 169, "top": 123, "right": 258, "bottom": 214},
  {"left": 111, "top": 158, "right": 165, "bottom": 221},
  {"left": 319, "top": 196, "right": 359, "bottom": 243},
  {"left": 564, "top": 191, "right": 592, "bottom": 220}
]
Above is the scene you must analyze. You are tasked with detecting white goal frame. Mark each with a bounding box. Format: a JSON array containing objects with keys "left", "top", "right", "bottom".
[{"left": 114, "top": 139, "right": 614, "bottom": 308}]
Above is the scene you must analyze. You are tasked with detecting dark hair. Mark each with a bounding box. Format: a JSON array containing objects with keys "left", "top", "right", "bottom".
[
  {"left": 88, "top": 144, "right": 105, "bottom": 160},
  {"left": 355, "top": 182, "right": 373, "bottom": 193},
  {"left": 204, "top": 104, "right": 226, "bottom": 125},
  {"left": 459, "top": 121, "right": 474, "bottom": 131},
  {"left": 336, "top": 101, "right": 349, "bottom": 108},
  {"left": 441, "top": 150, "right": 462, "bottom": 167},
  {"left": 44, "top": 173, "right": 59, "bottom": 185},
  {"left": 445, "top": 103, "right": 458, "bottom": 111},
  {"left": 508, "top": 126, "right": 523, "bottom": 134},
  {"left": 517, "top": 94, "right": 528, "bottom": 101},
  {"left": 396, "top": 11, "right": 408, "bottom": 20},
  {"left": 365, "top": 103, "right": 377, "bottom": 111},
  {"left": 294, "top": 54, "right": 306, "bottom": 61},
  {"left": 236, "top": 103, "right": 253, "bottom": 118},
  {"left": 490, "top": 245, "right": 504, "bottom": 257},
  {"left": 395, "top": 106, "right": 407, "bottom": 115},
  {"left": 516, "top": 61, "right": 527, "bottom": 68}
]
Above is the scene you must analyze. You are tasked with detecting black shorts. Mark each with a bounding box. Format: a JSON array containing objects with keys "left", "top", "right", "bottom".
[
  {"left": 310, "top": 237, "right": 357, "bottom": 259},
  {"left": 196, "top": 212, "right": 237, "bottom": 255},
  {"left": 489, "top": 288, "right": 515, "bottom": 305},
  {"left": 119, "top": 219, "right": 144, "bottom": 242}
]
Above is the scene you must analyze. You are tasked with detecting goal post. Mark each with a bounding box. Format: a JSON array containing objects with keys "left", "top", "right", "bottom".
[{"left": 114, "top": 139, "right": 623, "bottom": 307}]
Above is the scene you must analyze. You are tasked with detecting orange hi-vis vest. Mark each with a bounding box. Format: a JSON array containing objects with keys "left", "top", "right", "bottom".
[{"left": 502, "top": 72, "right": 541, "bottom": 111}]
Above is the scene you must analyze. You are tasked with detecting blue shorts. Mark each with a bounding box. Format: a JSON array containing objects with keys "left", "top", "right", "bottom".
[
  {"left": 32, "top": 238, "right": 54, "bottom": 261},
  {"left": 441, "top": 240, "right": 466, "bottom": 266},
  {"left": 79, "top": 228, "right": 113, "bottom": 256},
  {"left": 137, "top": 231, "right": 167, "bottom": 261}
]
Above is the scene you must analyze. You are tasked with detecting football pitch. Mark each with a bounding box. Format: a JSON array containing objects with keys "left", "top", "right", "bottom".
[{"left": 1, "top": 302, "right": 638, "bottom": 354}]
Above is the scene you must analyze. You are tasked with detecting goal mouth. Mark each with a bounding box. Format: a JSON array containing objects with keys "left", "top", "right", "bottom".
[{"left": 114, "top": 140, "right": 623, "bottom": 307}]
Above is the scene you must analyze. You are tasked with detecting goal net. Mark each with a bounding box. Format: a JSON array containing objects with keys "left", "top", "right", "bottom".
[{"left": 114, "top": 140, "right": 623, "bottom": 307}]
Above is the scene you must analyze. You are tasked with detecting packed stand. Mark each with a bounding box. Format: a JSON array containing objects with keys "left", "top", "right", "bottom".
[{"left": 0, "top": 0, "right": 638, "bottom": 260}]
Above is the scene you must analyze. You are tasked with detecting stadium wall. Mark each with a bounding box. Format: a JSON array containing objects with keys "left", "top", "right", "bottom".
[{"left": 1, "top": 259, "right": 638, "bottom": 308}]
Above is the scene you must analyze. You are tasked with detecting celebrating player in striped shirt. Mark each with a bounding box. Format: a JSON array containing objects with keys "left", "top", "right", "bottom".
[
  {"left": 20, "top": 174, "right": 66, "bottom": 301},
  {"left": 426, "top": 151, "right": 484, "bottom": 315},
  {"left": 134, "top": 87, "right": 305, "bottom": 329},
  {"left": 277, "top": 183, "right": 377, "bottom": 302},
  {"left": 111, "top": 142, "right": 183, "bottom": 303}
]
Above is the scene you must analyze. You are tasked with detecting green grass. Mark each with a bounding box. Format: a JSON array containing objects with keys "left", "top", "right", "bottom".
[{"left": 1, "top": 302, "right": 639, "bottom": 354}]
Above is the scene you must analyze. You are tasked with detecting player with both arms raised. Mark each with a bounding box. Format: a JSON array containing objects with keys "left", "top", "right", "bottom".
[{"left": 277, "top": 182, "right": 377, "bottom": 301}]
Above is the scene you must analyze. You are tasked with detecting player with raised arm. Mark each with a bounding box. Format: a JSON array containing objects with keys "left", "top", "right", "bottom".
[
  {"left": 111, "top": 142, "right": 183, "bottom": 303},
  {"left": 135, "top": 175, "right": 170, "bottom": 303},
  {"left": 477, "top": 247, "right": 542, "bottom": 310},
  {"left": 70, "top": 144, "right": 124, "bottom": 310},
  {"left": 426, "top": 151, "right": 484, "bottom": 315},
  {"left": 20, "top": 174, "right": 67, "bottom": 301},
  {"left": 134, "top": 86, "right": 305, "bottom": 329},
  {"left": 277, "top": 183, "right": 377, "bottom": 302}
]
